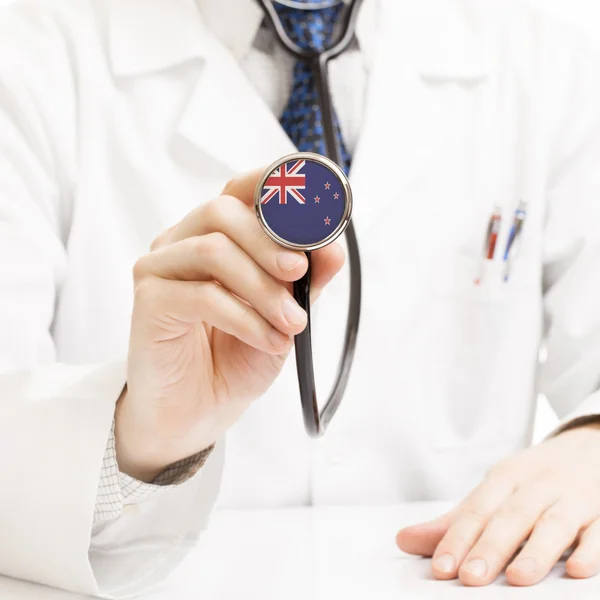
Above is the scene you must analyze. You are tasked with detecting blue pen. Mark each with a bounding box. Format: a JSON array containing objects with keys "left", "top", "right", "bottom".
[{"left": 503, "top": 200, "right": 527, "bottom": 282}]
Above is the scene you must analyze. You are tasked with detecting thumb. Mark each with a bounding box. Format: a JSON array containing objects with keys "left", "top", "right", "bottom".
[{"left": 396, "top": 510, "right": 456, "bottom": 557}]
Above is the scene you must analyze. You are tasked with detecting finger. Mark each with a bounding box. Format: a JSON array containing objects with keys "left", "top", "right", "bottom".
[
  {"left": 222, "top": 168, "right": 345, "bottom": 295},
  {"left": 134, "top": 234, "right": 308, "bottom": 336},
  {"left": 396, "top": 510, "right": 456, "bottom": 557},
  {"left": 133, "top": 277, "right": 292, "bottom": 355},
  {"left": 566, "top": 518, "right": 600, "bottom": 579},
  {"left": 160, "top": 194, "right": 308, "bottom": 282},
  {"left": 458, "top": 482, "right": 558, "bottom": 586},
  {"left": 430, "top": 473, "right": 515, "bottom": 580},
  {"left": 506, "top": 499, "right": 590, "bottom": 586},
  {"left": 221, "top": 168, "right": 266, "bottom": 206},
  {"left": 162, "top": 194, "right": 343, "bottom": 296}
]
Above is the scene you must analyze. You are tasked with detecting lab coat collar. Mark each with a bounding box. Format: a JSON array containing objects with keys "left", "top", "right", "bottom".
[
  {"left": 108, "top": 0, "right": 208, "bottom": 77},
  {"left": 108, "top": 0, "right": 388, "bottom": 78},
  {"left": 107, "top": 0, "right": 495, "bottom": 80},
  {"left": 106, "top": 0, "right": 500, "bottom": 220},
  {"left": 108, "top": 0, "right": 497, "bottom": 80},
  {"left": 408, "top": 0, "right": 499, "bottom": 81}
]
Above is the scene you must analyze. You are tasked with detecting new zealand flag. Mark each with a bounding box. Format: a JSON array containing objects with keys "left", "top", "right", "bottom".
[{"left": 259, "top": 157, "right": 348, "bottom": 247}]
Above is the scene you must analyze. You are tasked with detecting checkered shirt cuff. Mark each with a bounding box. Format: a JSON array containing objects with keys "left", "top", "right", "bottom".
[{"left": 94, "top": 422, "right": 214, "bottom": 523}]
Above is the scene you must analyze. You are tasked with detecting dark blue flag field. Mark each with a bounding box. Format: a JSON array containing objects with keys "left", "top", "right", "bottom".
[{"left": 258, "top": 157, "right": 348, "bottom": 248}]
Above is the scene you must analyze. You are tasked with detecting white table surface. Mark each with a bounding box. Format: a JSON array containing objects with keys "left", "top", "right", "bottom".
[{"left": 1, "top": 502, "right": 600, "bottom": 599}]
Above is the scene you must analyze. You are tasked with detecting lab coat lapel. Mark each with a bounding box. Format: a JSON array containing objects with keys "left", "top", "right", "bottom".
[
  {"left": 108, "top": 0, "right": 498, "bottom": 208},
  {"left": 175, "top": 48, "right": 296, "bottom": 174},
  {"left": 109, "top": 0, "right": 295, "bottom": 175},
  {"left": 350, "top": 0, "right": 497, "bottom": 236}
]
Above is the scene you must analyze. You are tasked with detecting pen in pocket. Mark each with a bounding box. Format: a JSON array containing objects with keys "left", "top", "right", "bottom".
[
  {"left": 475, "top": 204, "right": 502, "bottom": 285},
  {"left": 503, "top": 200, "right": 527, "bottom": 282}
]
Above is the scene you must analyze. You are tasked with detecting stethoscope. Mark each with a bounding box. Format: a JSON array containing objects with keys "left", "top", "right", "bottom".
[{"left": 255, "top": 0, "right": 363, "bottom": 437}]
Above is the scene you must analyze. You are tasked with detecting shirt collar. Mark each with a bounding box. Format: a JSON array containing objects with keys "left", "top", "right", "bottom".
[
  {"left": 195, "top": 0, "right": 372, "bottom": 64},
  {"left": 195, "top": 0, "right": 264, "bottom": 62}
]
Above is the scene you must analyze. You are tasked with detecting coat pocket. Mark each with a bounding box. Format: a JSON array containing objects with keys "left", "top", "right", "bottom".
[{"left": 423, "top": 252, "right": 542, "bottom": 450}]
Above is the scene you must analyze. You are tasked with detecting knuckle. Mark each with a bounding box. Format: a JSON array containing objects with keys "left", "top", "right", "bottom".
[
  {"left": 133, "top": 276, "right": 162, "bottom": 307},
  {"left": 460, "top": 508, "right": 490, "bottom": 529},
  {"left": 132, "top": 254, "right": 151, "bottom": 282},
  {"left": 218, "top": 193, "right": 241, "bottom": 209},
  {"left": 214, "top": 195, "right": 242, "bottom": 229},
  {"left": 538, "top": 510, "right": 577, "bottom": 534},
  {"left": 186, "top": 235, "right": 209, "bottom": 258},
  {"left": 201, "top": 197, "right": 225, "bottom": 227},
  {"left": 150, "top": 225, "right": 175, "bottom": 251},
  {"left": 186, "top": 232, "right": 229, "bottom": 259},
  {"left": 205, "top": 231, "right": 231, "bottom": 255},
  {"left": 149, "top": 235, "right": 163, "bottom": 252},
  {"left": 493, "top": 503, "right": 525, "bottom": 526},
  {"left": 221, "top": 176, "right": 242, "bottom": 197},
  {"left": 486, "top": 458, "right": 513, "bottom": 481}
]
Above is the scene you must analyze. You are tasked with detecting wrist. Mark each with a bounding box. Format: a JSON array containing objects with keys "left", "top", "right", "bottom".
[
  {"left": 114, "top": 386, "right": 216, "bottom": 482},
  {"left": 114, "top": 387, "right": 165, "bottom": 482}
]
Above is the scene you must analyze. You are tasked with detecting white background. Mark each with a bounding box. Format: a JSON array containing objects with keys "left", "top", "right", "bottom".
[{"left": 1, "top": 0, "right": 598, "bottom": 439}]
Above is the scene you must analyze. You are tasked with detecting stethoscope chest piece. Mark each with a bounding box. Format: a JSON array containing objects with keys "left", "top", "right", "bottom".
[{"left": 255, "top": 152, "right": 352, "bottom": 252}]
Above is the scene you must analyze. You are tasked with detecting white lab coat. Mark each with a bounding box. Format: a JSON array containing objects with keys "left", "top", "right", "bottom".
[{"left": 1, "top": 0, "right": 600, "bottom": 596}]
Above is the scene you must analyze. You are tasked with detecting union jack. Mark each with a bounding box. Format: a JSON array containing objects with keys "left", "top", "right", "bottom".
[{"left": 261, "top": 160, "right": 306, "bottom": 205}]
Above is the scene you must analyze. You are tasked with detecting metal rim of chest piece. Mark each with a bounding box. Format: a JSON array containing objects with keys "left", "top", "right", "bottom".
[
  {"left": 272, "top": 0, "right": 344, "bottom": 9},
  {"left": 254, "top": 152, "right": 353, "bottom": 252}
]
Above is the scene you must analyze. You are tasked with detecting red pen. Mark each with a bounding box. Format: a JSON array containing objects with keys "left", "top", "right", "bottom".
[{"left": 475, "top": 205, "right": 502, "bottom": 285}]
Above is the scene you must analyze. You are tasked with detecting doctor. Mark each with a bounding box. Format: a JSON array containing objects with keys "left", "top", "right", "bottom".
[{"left": 2, "top": 0, "right": 600, "bottom": 596}]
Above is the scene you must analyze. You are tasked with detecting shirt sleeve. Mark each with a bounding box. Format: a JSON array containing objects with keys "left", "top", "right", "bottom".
[{"left": 95, "top": 422, "right": 216, "bottom": 524}]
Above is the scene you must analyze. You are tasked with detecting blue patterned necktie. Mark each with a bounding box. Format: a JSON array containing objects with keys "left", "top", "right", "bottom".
[{"left": 274, "top": 0, "right": 352, "bottom": 173}]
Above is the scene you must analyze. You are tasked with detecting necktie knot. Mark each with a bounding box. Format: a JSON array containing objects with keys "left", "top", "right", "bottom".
[{"left": 274, "top": 1, "right": 344, "bottom": 52}]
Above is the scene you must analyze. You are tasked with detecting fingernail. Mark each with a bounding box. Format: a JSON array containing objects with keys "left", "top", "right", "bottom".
[
  {"left": 433, "top": 554, "right": 456, "bottom": 574},
  {"left": 512, "top": 557, "right": 538, "bottom": 574},
  {"left": 463, "top": 559, "right": 488, "bottom": 579},
  {"left": 268, "top": 328, "right": 291, "bottom": 350},
  {"left": 282, "top": 298, "right": 306, "bottom": 325},
  {"left": 277, "top": 252, "right": 303, "bottom": 272}
]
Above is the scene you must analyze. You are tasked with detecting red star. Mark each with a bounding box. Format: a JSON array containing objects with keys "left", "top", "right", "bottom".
[
  {"left": 333, "top": 193, "right": 339, "bottom": 199},
  {"left": 324, "top": 217, "right": 331, "bottom": 225},
  {"left": 314, "top": 196, "right": 320, "bottom": 203},
  {"left": 324, "top": 182, "right": 331, "bottom": 190}
]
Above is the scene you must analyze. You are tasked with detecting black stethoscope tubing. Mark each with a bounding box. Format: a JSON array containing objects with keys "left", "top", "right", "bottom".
[{"left": 257, "top": 0, "right": 364, "bottom": 437}]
